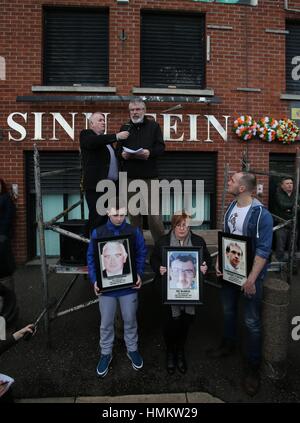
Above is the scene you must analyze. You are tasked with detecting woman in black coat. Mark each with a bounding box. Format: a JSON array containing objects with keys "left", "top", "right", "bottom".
[{"left": 150, "top": 211, "right": 212, "bottom": 375}]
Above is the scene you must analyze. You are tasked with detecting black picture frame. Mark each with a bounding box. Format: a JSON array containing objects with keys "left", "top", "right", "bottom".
[
  {"left": 93, "top": 234, "right": 136, "bottom": 292},
  {"left": 162, "top": 246, "right": 203, "bottom": 305},
  {"left": 218, "top": 232, "right": 253, "bottom": 286}
]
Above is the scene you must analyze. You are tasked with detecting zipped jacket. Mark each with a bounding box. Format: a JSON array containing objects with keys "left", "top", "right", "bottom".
[
  {"left": 87, "top": 219, "right": 148, "bottom": 297},
  {"left": 224, "top": 198, "right": 273, "bottom": 280}
]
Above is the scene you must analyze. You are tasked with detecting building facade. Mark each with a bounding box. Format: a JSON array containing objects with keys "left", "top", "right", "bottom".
[{"left": 1, "top": 0, "right": 300, "bottom": 262}]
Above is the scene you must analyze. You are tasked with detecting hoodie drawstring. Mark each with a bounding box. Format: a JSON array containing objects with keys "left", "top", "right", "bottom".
[{"left": 256, "top": 206, "right": 262, "bottom": 238}]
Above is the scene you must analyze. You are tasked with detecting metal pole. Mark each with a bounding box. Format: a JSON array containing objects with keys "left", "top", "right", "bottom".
[
  {"left": 288, "top": 148, "right": 300, "bottom": 283},
  {"left": 48, "top": 225, "right": 90, "bottom": 243},
  {"left": 40, "top": 167, "right": 81, "bottom": 178},
  {"left": 52, "top": 274, "right": 79, "bottom": 317},
  {"left": 219, "top": 163, "right": 229, "bottom": 229},
  {"left": 45, "top": 199, "right": 83, "bottom": 226},
  {"left": 79, "top": 150, "right": 85, "bottom": 220},
  {"left": 33, "top": 144, "right": 49, "bottom": 341},
  {"left": 248, "top": 168, "right": 294, "bottom": 179}
]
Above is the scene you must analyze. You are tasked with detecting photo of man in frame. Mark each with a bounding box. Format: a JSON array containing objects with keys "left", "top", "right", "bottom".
[
  {"left": 98, "top": 239, "right": 133, "bottom": 289},
  {"left": 222, "top": 236, "right": 248, "bottom": 286},
  {"left": 100, "top": 240, "right": 131, "bottom": 278},
  {"left": 224, "top": 241, "right": 246, "bottom": 275},
  {"left": 168, "top": 252, "right": 199, "bottom": 290}
]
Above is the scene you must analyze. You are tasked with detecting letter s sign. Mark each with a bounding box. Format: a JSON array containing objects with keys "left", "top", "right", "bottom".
[
  {"left": 291, "top": 56, "right": 300, "bottom": 81},
  {"left": 291, "top": 316, "right": 300, "bottom": 341}
]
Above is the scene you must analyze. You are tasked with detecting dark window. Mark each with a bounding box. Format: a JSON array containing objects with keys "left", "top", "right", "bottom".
[
  {"left": 157, "top": 152, "right": 216, "bottom": 228},
  {"left": 25, "top": 151, "right": 81, "bottom": 194},
  {"left": 286, "top": 21, "right": 300, "bottom": 94},
  {"left": 141, "top": 12, "right": 205, "bottom": 88},
  {"left": 44, "top": 8, "right": 108, "bottom": 86},
  {"left": 269, "top": 153, "right": 297, "bottom": 210},
  {"left": 25, "top": 151, "right": 83, "bottom": 258}
]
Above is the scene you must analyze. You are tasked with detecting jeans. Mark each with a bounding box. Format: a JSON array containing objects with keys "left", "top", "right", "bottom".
[
  {"left": 275, "top": 226, "right": 297, "bottom": 262},
  {"left": 221, "top": 278, "right": 264, "bottom": 365}
]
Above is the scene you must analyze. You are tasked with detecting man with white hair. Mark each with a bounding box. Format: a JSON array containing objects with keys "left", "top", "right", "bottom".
[
  {"left": 102, "top": 241, "right": 128, "bottom": 277},
  {"left": 80, "top": 112, "right": 129, "bottom": 232},
  {"left": 117, "top": 98, "right": 165, "bottom": 242}
]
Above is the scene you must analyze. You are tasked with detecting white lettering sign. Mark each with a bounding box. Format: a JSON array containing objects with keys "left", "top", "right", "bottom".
[
  {"left": 4, "top": 112, "right": 231, "bottom": 143},
  {"left": 0, "top": 56, "right": 6, "bottom": 80},
  {"left": 162, "top": 114, "right": 184, "bottom": 141}
]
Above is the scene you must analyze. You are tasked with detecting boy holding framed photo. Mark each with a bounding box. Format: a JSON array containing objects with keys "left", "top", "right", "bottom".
[{"left": 87, "top": 198, "right": 147, "bottom": 378}]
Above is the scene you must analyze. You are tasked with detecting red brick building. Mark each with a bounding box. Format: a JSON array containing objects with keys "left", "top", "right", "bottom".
[{"left": 1, "top": 0, "right": 300, "bottom": 262}]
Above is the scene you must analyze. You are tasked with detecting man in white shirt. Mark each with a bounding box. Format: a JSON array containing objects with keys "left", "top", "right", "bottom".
[{"left": 208, "top": 172, "right": 273, "bottom": 397}]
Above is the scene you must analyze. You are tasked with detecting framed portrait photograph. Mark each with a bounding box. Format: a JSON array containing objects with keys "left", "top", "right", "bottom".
[
  {"left": 218, "top": 232, "right": 253, "bottom": 286},
  {"left": 162, "top": 247, "right": 204, "bottom": 305},
  {"left": 93, "top": 234, "right": 137, "bottom": 292}
]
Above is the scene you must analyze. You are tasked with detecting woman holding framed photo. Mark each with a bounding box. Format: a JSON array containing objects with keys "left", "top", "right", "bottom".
[{"left": 150, "top": 211, "right": 211, "bottom": 375}]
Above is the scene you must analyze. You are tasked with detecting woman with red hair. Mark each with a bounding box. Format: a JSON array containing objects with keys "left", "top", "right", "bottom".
[{"left": 150, "top": 211, "right": 212, "bottom": 375}]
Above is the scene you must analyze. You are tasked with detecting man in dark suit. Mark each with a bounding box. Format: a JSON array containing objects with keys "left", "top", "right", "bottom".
[{"left": 80, "top": 112, "right": 129, "bottom": 232}]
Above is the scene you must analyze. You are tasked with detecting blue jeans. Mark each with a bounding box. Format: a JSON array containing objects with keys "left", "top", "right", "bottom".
[{"left": 221, "top": 278, "right": 264, "bottom": 365}]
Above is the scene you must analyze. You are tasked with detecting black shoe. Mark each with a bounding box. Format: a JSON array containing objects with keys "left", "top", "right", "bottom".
[
  {"left": 242, "top": 364, "right": 261, "bottom": 397},
  {"left": 206, "top": 338, "right": 236, "bottom": 359},
  {"left": 166, "top": 351, "right": 176, "bottom": 375},
  {"left": 176, "top": 349, "right": 187, "bottom": 374}
]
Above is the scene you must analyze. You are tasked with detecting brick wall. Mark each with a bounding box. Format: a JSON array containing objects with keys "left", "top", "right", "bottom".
[{"left": 0, "top": 0, "right": 299, "bottom": 262}]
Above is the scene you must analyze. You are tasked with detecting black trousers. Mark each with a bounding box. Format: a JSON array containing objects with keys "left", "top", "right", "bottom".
[
  {"left": 85, "top": 181, "right": 119, "bottom": 233},
  {"left": 163, "top": 307, "right": 195, "bottom": 352},
  {"left": 85, "top": 190, "right": 108, "bottom": 233}
]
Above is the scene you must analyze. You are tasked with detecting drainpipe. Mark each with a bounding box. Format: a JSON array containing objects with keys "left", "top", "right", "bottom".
[{"left": 284, "top": 0, "right": 300, "bottom": 12}]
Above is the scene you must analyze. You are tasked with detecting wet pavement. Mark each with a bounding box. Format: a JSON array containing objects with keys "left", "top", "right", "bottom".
[{"left": 1, "top": 262, "right": 300, "bottom": 404}]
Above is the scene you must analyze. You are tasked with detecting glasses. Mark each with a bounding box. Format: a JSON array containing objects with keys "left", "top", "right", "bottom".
[
  {"left": 175, "top": 223, "right": 189, "bottom": 229},
  {"left": 230, "top": 250, "right": 241, "bottom": 256},
  {"left": 171, "top": 267, "right": 194, "bottom": 276}
]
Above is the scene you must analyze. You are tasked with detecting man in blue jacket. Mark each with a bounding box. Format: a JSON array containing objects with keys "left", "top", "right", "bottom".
[
  {"left": 209, "top": 172, "right": 273, "bottom": 397},
  {"left": 87, "top": 198, "right": 148, "bottom": 378}
]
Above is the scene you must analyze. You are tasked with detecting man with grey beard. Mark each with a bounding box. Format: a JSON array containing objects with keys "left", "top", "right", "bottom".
[{"left": 117, "top": 98, "right": 165, "bottom": 242}]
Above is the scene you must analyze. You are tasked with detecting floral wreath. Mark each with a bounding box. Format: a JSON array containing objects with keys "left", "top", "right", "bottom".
[
  {"left": 232, "top": 115, "right": 257, "bottom": 141},
  {"left": 256, "top": 116, "right": 279, "bottom": 142},
  {"left": 277, "top": 118, "right": 299, "bottom": 144},
  {"left": 233, "top": 115, "right": 300, "bottom": 144}
]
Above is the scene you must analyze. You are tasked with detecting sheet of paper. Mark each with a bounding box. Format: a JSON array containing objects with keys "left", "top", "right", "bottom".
[
  {"left": 122, "top": 147, "right": 143, "bottom": 154},
  {"left": 0, "top": 373, "right": 14, "bottom": 397}
]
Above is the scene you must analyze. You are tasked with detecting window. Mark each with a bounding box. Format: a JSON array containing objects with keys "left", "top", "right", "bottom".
[
  {"left": 44, "top": 8, "right": 108, "bottom": 86},
  {"left": 141, "top": 12, "right": 205, "bottom": 88},
  {"left": 286, "top": 22, "right": 300, "bottom": 94},
  {"left": 192, "top": 0, "right": 257, "bottom": 5},
  {"left": 157, "top": 152, "right": 216, "bottom": 229},
  {"left": 25, "top": 151, "right": 88, "bottom": 258}
]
